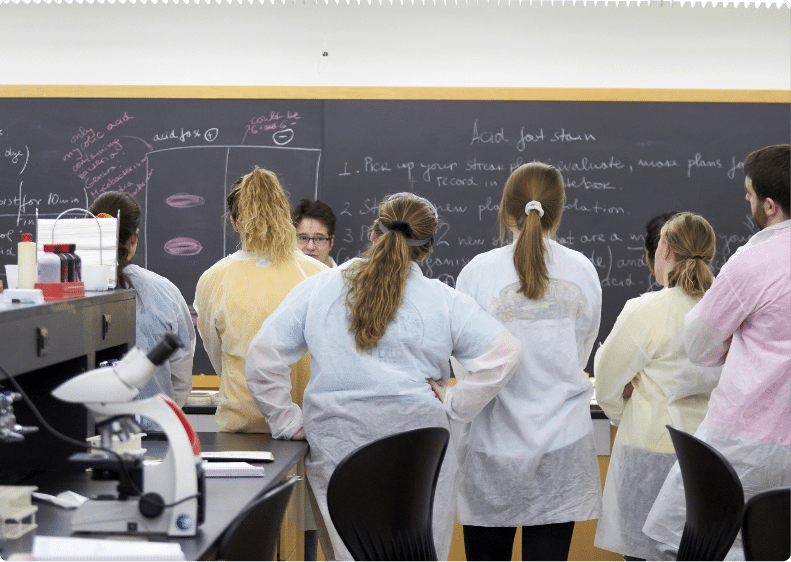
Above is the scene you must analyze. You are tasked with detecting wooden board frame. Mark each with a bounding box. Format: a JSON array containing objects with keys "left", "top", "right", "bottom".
[{"left": 1, "top": 86, "right": 789, "bottom": 103}]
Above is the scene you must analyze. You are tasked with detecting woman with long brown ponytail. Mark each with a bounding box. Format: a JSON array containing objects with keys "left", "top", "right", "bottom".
[
  {"left": 454, "top": 162, "right": 603, "bottom": 561},
  {"left": 593, "top": 212, "right": 721, "bottom": 560},
  {"left": 246, "top": 192, "right": 521, "bottom": 561}
]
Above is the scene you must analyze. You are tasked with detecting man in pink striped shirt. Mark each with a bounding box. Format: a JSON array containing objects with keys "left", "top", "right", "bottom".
[{"left": 643, "top": 144, "right": 790, "bottom": 560}]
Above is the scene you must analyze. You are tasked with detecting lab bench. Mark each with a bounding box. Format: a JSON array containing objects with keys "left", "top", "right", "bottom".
[{"left": 0, "top": 290, "right": 136, "bottom": 484}]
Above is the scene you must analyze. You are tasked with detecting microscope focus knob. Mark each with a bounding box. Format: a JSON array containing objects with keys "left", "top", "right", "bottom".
[{"left": 139, "top": 492, "right": 165, "bottom": 519}]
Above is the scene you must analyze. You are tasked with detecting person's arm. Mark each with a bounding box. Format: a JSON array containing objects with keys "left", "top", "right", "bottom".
[
  {"left": 170, "top": 291, "right": 196, "bottom": 407},
  {"left": 581, "top": 288, "right": 603, "bottom": 369},
  {"left": 435, "top": 329, "right": 521, "bottom": 423},
  {"left": 593, "top": 303, "right": 652, "bottom": 422},
  {"left": 682, "top": 272, "right": 744, "bottom": 367},
  {"left": 245, "top": 286, "right": 311, "bottom": 440},
  {"left": 194, "top": 271, "right": 224, "bottom": 377}
]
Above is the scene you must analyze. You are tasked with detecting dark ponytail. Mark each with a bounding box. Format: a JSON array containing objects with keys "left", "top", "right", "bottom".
[{"left": 88, "top": 191, "right": 141, "bottom": 291}]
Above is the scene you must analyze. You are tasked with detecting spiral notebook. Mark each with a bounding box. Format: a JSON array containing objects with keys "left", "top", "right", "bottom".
[
  {"left": 202, "top": 461, "right": 265, "bottom": 478},
  {"left": 33, "top": 535, "right": 185, "bottom": 561}
]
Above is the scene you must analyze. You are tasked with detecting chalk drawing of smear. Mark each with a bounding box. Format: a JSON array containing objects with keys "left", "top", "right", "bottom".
[
  {"left": 165, "top": 237, "right": 203, "bottom": 256},
  {"left": 165, "top": 192, "right": 206, "bottom": 208}
]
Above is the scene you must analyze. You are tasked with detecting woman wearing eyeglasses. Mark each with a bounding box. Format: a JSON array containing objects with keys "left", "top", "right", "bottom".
[
  {"left": 292, "top": 198, "right": 337, "bottom": 268},
  {"left": 245, "top": 192, "right": 522, "bottom": 560},
  {"left": 193, "top": 167, "right": 328, "bottom": 434}
]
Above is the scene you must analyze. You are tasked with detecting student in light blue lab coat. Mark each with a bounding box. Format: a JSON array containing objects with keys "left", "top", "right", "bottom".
[
  {"left": 245, "top": 192, "right": 522, "bottom": 561},
  {"left": 89, "top": 192, "right": 195, "bottom": 415},
  {"left": 455, "top": 162, "right": 603, "bottom": 561}
]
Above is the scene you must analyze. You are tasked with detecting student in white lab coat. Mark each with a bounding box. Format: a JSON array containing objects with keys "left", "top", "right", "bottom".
[
  {"left": 454, "top": 162, "right": 602, "bottom": 561},
  {"left": 245, "top": 192, "right": 522, "bottom": 561},
  {"left": 593, "top": 212, "right": 722, "bottom": 561}
]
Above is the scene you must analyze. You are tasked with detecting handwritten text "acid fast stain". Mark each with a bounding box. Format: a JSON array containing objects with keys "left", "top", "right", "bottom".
[{"left": 470, "top": 120, "right": 596, "bottom": 151}]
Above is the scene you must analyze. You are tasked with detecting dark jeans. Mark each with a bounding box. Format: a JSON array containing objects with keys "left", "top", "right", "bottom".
[{"left": 463, "top": 521, "right": 576, "bottom": 561}]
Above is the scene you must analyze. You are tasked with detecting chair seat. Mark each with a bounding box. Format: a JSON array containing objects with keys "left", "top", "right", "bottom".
[
  {"left": 742, "top": 487, "right": 790, "bottom": 561},
  {"left": 327, "top": 427, "right": 450, "bottom": 561},
  {"left": 666, "top": 425, "right": 744, "bottom": 561},
  {"left": 216, "top": 475, "right": 299, "bottom": 561}
]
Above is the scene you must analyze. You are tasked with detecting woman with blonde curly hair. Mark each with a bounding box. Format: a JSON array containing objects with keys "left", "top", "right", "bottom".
[
  {"left": 194, "top": 167, "right": 327, "bottom": 434},
  {"left": 245, "top": 192, "right": 521, "bottom": 560}
]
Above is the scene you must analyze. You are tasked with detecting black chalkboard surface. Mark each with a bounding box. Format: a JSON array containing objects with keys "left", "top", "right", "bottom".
[{"left": 1, "top": 96, "right": 788, "bottom": 377}]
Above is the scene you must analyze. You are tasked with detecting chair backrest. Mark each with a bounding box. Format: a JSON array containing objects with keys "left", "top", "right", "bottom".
[
  {"left": 327, "top": 426, "right": 450, "bottom": 561},
  {"left": 216, "top": 475, "right": 299, "bottom": 561},
  {"left": 666, "top": 425, "right": 745, "bottom": 561},
  {"left": 742, "top": 487, "right": 791, "bottom": 561}
]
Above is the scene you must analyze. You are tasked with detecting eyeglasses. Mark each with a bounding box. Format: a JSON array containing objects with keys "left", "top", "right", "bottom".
[{"left": 296, "top": 234, "right": 332, "bottom": 247}]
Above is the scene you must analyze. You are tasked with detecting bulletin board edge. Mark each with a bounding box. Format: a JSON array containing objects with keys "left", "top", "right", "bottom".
[{"left": 1, "top": 86, "right": 790, "bottom": 103}]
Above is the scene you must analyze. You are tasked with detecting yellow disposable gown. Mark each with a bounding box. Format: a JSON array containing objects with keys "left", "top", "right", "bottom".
[{"left": 194, "top": 249, "right": 327, "bottom": 432}]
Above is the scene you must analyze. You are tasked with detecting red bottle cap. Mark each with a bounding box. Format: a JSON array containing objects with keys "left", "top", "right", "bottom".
[
  {"left": 21, "top": 233, "right": 32, "bottom": 242},
  {"left": 44, "top": 244, "right": 57, "bottom": 252}
]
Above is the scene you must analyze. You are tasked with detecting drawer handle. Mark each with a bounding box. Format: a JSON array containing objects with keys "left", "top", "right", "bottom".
[
  {"left": 102, "top": 314, "right": 112, "bottom": 340},
  {"left": 37, "top": 327, "right": 48, "bottom": 357}
]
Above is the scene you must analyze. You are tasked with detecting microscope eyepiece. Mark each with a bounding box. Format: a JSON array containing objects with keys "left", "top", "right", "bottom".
[{"left": 146, "top": 333, "right": 184, "bottom": 366}]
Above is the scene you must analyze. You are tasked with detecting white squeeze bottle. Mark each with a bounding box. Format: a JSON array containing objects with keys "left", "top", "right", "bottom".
[{"left": 17, "top": 232, "right": 37, "bottom": 289}]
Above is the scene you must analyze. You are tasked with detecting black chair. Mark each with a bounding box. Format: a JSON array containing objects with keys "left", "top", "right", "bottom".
[
  {"left": 742, "top": 487, "right": 791, "bottom": 561},
  {"left": 327, "top": 427, "right": 450, "bottom": 561},
  {"left": 666, "top": 425, "right": 745, "bottom": 561},
  {"left": 215, "top": 476, "right": 299, "bottom": 561}
]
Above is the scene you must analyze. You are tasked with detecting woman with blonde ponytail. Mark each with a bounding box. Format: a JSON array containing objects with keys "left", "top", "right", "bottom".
[
  {"left": 246, "top": 192, "right": 521, "bottom": 561},
  {"left": 593, "top": 212, "right": 722, "bottom": 561},
  {"left": 194, "top": 167, "right": 328, "bottom": 434},
  {"left": 455, "top": 162, "right": 603, "bottom": 561}
]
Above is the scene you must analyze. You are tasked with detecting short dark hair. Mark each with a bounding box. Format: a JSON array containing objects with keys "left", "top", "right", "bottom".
[
  {"left": 743, "top": 144, "right": 790, "bottom": 216},
  {"left": 292, "top": 199, "right": 336, "bottom": 237},
  {"left": 645, "top": 211, "right": 681, "bottom": 265}
]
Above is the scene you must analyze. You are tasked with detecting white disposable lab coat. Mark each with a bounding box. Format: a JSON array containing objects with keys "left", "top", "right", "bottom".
[
  {"left": 643, "top": 222, "right": 791, "bottom": 560},
  {"left": 593, "top": 287, "right": 721, "bottom": 560},
  {"left": 454, "top": 240, "right": 603, "bottom": 527},
  {"left": 246, "top": 260, "right": 521, "bottom": 561},
  {"left": 126, "top": 264, "right": 195, "bottom": 408}
]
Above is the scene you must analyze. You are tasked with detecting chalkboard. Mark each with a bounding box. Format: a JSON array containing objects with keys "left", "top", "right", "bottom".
[{"left": 1, "top": 96, "right": 789, "bottom": 376}]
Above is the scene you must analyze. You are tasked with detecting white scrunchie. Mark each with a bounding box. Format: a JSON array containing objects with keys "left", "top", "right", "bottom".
[{"left": 525, "top": 201, "right": 544, "bottom": 217}]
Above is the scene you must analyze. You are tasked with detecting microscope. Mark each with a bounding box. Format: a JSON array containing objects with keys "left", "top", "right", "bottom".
[
  {"left": 51, "top": 334, "right": 205, "bottom": 537},
  {"left": 0, "top": 392, "right": 38, "bottom": 444}
]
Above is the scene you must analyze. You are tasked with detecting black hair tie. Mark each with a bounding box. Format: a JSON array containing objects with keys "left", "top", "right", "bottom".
[
  {"left": 386, "top": 221, "right": 414, "bottom": 238},
  {"left": 691, "top": 255, "right": 705, "bottom": 260},
  {"left": 378, "top": 220, "right": 433, "bottom": 247}
]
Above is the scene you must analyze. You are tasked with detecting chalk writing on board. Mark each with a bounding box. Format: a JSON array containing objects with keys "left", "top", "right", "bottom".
[
  {"left": 727, "top": 157, "right": 745, "bottom": 179},
  {"left": 687, "top": 153, "right": 723, "bottom": 177},
  {"left": 153, "top": 128, "right": 218, "bottom": 144},
  {"left": 241, "top": 111, "right": 301, "bottom": 144},
  {"left": 62, "top": 113, "right": 158, "bottom": 198}
]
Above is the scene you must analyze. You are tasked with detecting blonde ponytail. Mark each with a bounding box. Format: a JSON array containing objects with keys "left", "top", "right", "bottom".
[
  {"left": 230, "top": 167, "right": 296, "bottom": 264},
  {"left": 346, "top": 195, "right": 437, "bottom": 351},
  {"left": 662, "top": 212, "right": 716, "bottom": 298}
]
